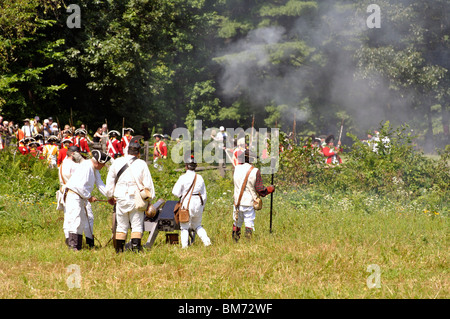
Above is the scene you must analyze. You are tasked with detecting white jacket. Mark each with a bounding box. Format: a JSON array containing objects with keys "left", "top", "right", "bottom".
[
  {"left": 105, "top": 155, "right": 155, "bottom": 211},
  {"left": 65, "top": 159, "right": 107, "bottom": 199},
  {"left": 172, "top": 170, "right": 207, "bottom": 209},
  {"left": 233, "top": 163, "right": 259, "bottom": 207}
]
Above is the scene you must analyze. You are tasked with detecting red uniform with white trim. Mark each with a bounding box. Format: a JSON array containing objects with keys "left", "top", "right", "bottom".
[
  {"left": 79, "top": 136, "right": 90, "bottom": 153},
  {"left": 322, "top": 146, "right": 342, "bottom": 165},
  {"left": 107, "top": 138, "right": 123, "bottom": 158},
  {"left": 153, "top": 140, "right": 167, "bottom": 158}
]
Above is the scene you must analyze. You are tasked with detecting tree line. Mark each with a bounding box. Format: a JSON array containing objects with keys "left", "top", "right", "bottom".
[{"left": 0, "top": 0, "right": 448, "bottom": 152}]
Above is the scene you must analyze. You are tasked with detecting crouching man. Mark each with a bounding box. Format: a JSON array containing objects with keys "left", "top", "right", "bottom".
[
  {"left": 106, "top": 139, "right": 155, "bottom": 253},
  {"left": 64, "top": 150, "right": 113, "bottom": 251},
  {"left": 172, "top": 155, "right": 211, "bottom": 248}
]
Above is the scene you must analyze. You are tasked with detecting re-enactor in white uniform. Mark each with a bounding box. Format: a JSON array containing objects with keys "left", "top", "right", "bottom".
[
  {"left": 64, "top": 150, "right": 112, "bottom": 251},
  {"left": 106, "top": 139, "right": 155, "bottom": 252},
  {"left": 232, "top": 149, "right": 274, "bottom": 241},
  {"left": 59, "top": 146, "right": 95, "bottom": 247},
  {"left": 172, "top": 157, "right": 211, "bottom": 248}
]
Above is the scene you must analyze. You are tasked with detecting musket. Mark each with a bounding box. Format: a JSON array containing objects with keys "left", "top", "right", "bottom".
[
  {"left": 269, "top": 157, "right": 276, "bottom": 233},
  {"left": 122, "top": 117, "right": 125, "bottom": 138},
  {"left": 338, "top": 118, "right": 344, "bottom": 143}
]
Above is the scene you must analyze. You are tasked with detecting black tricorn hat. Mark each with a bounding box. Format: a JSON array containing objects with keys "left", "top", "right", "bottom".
[
  {"left": 325, "top": 134, "right": 335, "bottom": 144},
  {"left": 92, "top": 150, "right": 111, "bottom": 164}
]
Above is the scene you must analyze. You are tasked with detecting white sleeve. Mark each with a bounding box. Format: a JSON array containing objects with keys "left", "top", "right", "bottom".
[{"left": 95, "top": 170, "right": 108, "bottom": 197}]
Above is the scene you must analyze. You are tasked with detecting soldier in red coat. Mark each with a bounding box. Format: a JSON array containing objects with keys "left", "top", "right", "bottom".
[
  {"left": 107, "top": 130, "right": 123, "bottom": 159},
  {"left": 78, "top": 129, "right": 91, "bottom": 155},
  {"left": 17, "top": 139, "right": 29, "bottom": 155},
  {"left": 322, "top": 134, "right": 342, "bottom": 165},
  {"left": 121, "top": 128, "right": 134, "bottom": 155},
  {"left": 57, "top": 138, "right": 73, "bottom": 167},
  {"left": 153, "top": 133, "right": 167, "bottom": 159}
]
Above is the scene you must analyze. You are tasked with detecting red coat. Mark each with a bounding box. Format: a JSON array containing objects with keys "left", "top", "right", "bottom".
[
  {"left": 121, "top": 135, "right": 132, "bottom": 150},
  {"left": 107, "top": 138, "right": 123, "bottom": 158},
  {"left": 18, "top": 145, "right": 29, "bottom": 155},
  {"left": 79, "top": 137, "right": 90, "bottom": 153},
  {"left": 153, "top": 140, "right": 167, "bottom": 158},
  {"left": 57, "top": 147, "right": 68, "bottom": 167},
  {"left": 322, "top": 146, "right": 342, "bottom": 164}
]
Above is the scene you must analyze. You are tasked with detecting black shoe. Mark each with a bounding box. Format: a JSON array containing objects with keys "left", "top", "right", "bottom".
[
  {"left": 68, "top": 233, "right": 82, "bottom": 251},
  {"left": 115, "top": 239, "right": 125, "bottom": 253},
  {"left": 232, "top": 226, "right": 241, "bottom": 243},
  {"left": 131, "top": 238, "right": 142, "bottom": 252},
  {"left": 85, "top": 237, "right": 95, "bottom": 249}
]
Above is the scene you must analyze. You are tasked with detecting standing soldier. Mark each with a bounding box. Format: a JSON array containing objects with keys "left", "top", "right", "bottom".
[
  {"left": 107, "top": 130, "right": 123, "bottom": 159},
  {"left": 106, "top": 138, "right": 155, "bottom": 253},
  {"left": 172, "top": 155, "right": 211, "bottom": 248},
  {"left": 57, "top": 138, "right": 73, "bottom": 167},
  {"left": 232, "top": 149, "right": 275, "bottom": 242},
  {"left": 63, "top": 150, "right": 113, "bottom": 251},
  {"left": 322, "top": 134, "right": 342, "bottom": 165},
  {"left": 153, "top": 133, "right": 167, "bottom": 159},
  {"left": 78, "top": 129, "right": 91, "bottom": 156},
  {"left": 121, "top": 128, "right": 134, "bottom": 155},
  {"left": 58, "top": 146, "right": 96, "bottom": 247},
  {"left": 152, "top": 133, "right": 167, "bottom": 170},
  {"left": 42, "top": 136, "right": 59, "bottom": 168}
]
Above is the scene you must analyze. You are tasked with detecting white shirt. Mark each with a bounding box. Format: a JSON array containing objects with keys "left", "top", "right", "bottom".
[
  {"left": 59, "top": 157, "right": 79, "bottom": 187},
  {"left": 65, "top": 159, "right": 107, "bottom": 199},
  {"left": 105, "top": 154, "right": 155, "bottom": 202},
  {"left": 172, "top": 170, "right": 207, "bottom": 207}
]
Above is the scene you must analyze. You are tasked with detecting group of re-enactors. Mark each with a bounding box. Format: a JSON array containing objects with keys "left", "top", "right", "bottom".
[{"left": 58, "top": 131, "right": 275, "bottom": 253}]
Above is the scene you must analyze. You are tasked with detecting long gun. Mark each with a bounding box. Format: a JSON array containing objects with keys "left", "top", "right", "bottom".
[{"left": 338, "top": 119, "right": 344, "bottom": 144}]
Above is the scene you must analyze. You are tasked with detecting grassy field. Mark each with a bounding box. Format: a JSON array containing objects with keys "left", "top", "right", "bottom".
[{"left": 0, "top": 162, "right": 447, "bottom": 299}]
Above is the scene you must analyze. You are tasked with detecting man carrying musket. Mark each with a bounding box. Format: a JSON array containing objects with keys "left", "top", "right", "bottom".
[
  {"left": 232, "top": 149, "right": 275, "bottom": 241},
  {"left": 63, "top": 150, "right": 113, "bottom": 251},
  {"left": 106, "top": 138, "right": 155, "bottom": 253}
]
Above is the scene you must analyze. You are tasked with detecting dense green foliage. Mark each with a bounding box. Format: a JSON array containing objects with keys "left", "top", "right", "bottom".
[
  {"left": 277, "top": 123, "right": 449, "bottom": 213},
  {"left": 0, "top": 0, "right": 448, "bottom": 151}
]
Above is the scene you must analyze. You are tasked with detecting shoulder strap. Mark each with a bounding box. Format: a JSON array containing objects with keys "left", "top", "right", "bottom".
[
  {"left": 181, "top": 174, "right": 197, "bottom": 210},
  {"left": 114, "top": 157, "right": 137, "bottom": 186},
  {"left": 235, "top": 166, "right": 254, "bottom": 209}
]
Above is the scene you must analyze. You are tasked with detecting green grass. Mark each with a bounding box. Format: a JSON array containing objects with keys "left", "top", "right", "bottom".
[{"left": 0, "top": 163, "right": 447, "bottom": 299}]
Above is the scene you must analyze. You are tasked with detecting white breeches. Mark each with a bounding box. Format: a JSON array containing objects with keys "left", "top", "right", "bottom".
[
  {"left": 233, "top": 205, "right": 256, "bottom": 230},
  {"left": 65, "top": 192, "right": 94, "bottom": 236},
  {"left": 115, "top": 204, "right": 144, "bottom": 234},
  {"left": 179, "top": 197, "right": 210, "bottom": 248}
]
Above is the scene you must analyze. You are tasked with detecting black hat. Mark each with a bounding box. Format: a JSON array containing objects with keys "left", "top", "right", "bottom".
[
  {"left": 108, "top": 130, "right": 120, "bottom": 137},
  {"left": 92, "top": 150, "right": 111, "bottom": 164},
  {"left": 185, "top": 154, "right": 197, "bottom": 170},
  {"left": 325, "top": 135, "right": 335, "bottom": 144}
]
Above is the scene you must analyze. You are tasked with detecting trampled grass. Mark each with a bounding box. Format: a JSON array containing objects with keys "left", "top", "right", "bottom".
[{"left": 0, "top": 165, "right": 447, "bottom": 299}]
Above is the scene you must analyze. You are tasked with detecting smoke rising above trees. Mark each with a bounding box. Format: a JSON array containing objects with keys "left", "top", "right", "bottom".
[{"left": 0, "top": 0, "right": 448, "bottom": 151}]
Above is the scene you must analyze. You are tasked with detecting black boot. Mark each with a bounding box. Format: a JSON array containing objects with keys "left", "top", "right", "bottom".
[
  {"left": 131, "top": 238, "right": 142, "bottom": 252},
  {"left": 245, "top": 227, "right": 253, "bottom": 239},
  {"left": 232, "top": 225, "right": 241, "bottom": 243},
  {"left": 115, "top": 239, "right": 125, "bottom": 253},
  {"left": 85, "top": 237, "right": 95, "bottom": 249},
  {"left": 68, "top": 233, "right": 82, "bottom": 251},
  {"left": 65, "top": 237, "right": 69, "bottom": 247}
]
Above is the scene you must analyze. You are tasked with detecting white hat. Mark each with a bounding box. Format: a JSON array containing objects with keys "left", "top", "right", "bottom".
[{"left": 219, "top": 126, "right": 225, "bottom": 131}]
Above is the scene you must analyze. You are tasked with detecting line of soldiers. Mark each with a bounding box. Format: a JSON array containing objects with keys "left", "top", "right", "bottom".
[{"left": 56, "top": 131, "right": 275, "bottom": 252}]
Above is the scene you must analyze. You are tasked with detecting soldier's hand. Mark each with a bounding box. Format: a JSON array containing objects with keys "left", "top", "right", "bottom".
[
  {"left": 88, "top": 196, "right": 97, "bottom": 203},
  {"left": 267, "top": 185, "right": 275, "bottom": 194}
]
